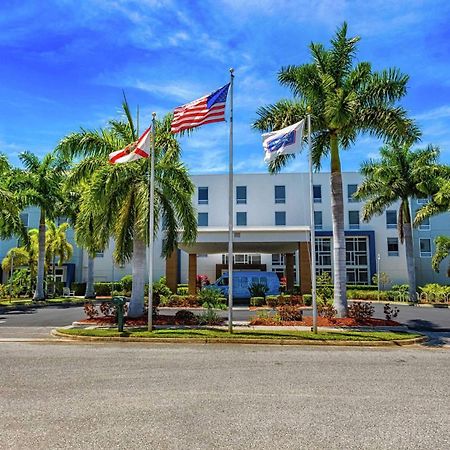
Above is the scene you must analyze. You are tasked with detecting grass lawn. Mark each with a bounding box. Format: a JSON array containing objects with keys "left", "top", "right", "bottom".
[
  {"left": 56, "top": 327, "right": 421, "bottom": 342},
  {"left": 0, "top": 297, "right": 86, "bottom": 307}
]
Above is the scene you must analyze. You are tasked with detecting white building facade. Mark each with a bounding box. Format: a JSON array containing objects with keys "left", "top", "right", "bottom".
[{"left": 1, "top": 172, "right": 448, "bottom": 291}]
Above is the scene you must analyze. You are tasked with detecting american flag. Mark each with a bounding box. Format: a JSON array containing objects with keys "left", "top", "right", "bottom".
[{"left": 171, "top": 83, "right": 230, "bottom": 134}]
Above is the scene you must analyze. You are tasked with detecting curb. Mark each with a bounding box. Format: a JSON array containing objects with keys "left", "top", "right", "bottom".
[{"left": 51, "top": 330, "right": 427, "bottom": 347}]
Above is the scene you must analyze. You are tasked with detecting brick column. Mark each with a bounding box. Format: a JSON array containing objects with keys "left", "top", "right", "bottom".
[
  {"left": 188, "top": 253, "right": 197, "bottom": 295},
  {"left": 165, "top": 250, "right": 178, "bottom": 293},
  {"left": 299, "top": 242, "right": 312, "bottom": 294},
  {"left": 285, "top": 253, "right": 295, "bottom": 292}
]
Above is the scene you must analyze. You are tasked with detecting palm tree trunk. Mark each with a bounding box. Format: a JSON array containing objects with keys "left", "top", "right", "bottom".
[
  {"left": 33, "top": 209, "right": 46, "bottom": 301},
  {"left": 330, "top": 134, "right": 347, "bottom": 317},
  {"left": 85, "top": 255, "right": 96, "bottom": 299},
  {"left": 403, "top": 204, "right": 416, "bottom": 302},
  {"left": 128, "top": 236, "right": 146, "bottom": 318}
]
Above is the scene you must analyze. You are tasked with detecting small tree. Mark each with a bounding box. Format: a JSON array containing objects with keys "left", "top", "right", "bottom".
[{"left": 372, "top": 272, "right": 391, "bottom": 290}]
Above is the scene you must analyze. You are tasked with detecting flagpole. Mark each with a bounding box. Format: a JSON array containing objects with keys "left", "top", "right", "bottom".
[
  {"left": 147, "top": 112, "right": 156, "bottom": 332},
  {"left": 227, "top": 68, "right": 234, "bottom": 333},
  {"left": 307, "top": 111, "right": 318, "bottom": 334}
]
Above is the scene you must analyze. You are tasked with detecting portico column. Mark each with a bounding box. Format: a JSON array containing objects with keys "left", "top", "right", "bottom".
[
  {"left": 299, "top": 242, "right": 312, "bottom": 294},
  {"left": 165, "top": 250, "right": 178, "bottom": 293},
  {"left": 285, "top": 253, "right": 295, "bottom": 292},
  {"left": 188, "top": 253, "right": 197, "bottom": 296}
]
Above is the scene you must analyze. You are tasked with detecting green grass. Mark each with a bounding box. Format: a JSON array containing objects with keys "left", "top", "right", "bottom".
[
  {"left": 0, "top": 297, "right": 86, "bottom": 307},
  {"left": 56, "top": 327, "right": 421, "bottom": 342}
]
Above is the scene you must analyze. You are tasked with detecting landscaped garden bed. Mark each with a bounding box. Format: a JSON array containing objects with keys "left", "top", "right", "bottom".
[{"left": 249, "top": 316, "right": 401, "bottom": 327}]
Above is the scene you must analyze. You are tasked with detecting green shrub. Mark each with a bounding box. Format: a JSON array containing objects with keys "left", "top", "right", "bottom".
[
  {"left": 198, "top": 287, "right": 226, "bottom": 309},
  {"left": 347, "top": 290, "right": 391, "bottom": 301},
  {"left": 197, "top": 309, "right": 222, "bottom": 325},
  {"left": 165, "top": 295, "right": 199, "bottom": 307},
  {"left": 121, "top": 275, "right": 133, "bottom": 293},
  {"left": 303, "top": 294, "right": 312, "bottom": 306},
  {"left": 248, "top": 282, "right": 269, "bottom": 298},
  {"left": 266, "top": 295, "right": 279, "bottom": 308},
  {"left": 419, "top": 284, "right": 450, "bottom": 303},
  {"left": 317, "top": 272, "right": 333, "bottom": 305},
  {"left": 250, "top": 296, "right": 265, "bottom": 307},
  {"left": 174, "top": 310, "right": 198, "bottom": 324},
  {"left": 151, "top": 276, "right": 172, "bottom": 298},
  {"left": 276, "top": 305, "right": 303, "bottom": 321},
  {"left": 177, "top": 287, "right": 189, "bottom": 295},
  {"left": 71, "top": 282, "right": 86, "bottom": 296}
]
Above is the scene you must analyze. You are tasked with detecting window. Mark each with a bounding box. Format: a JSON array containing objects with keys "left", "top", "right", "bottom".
[
  {"left": 95, "top": 252, "right": 104, "bottom": 258},
  {"left": 198, "top": 187, "right": 208, "bottom": 205},
  {"left": 417, "top": 195, "right": 429, "bottom": 204},
  {"left": 315, "top": 238, "right": 332, "bottom": 268},
  {"left": 387, "top": 237, "right": 399, "bottom": 256},
  {"left": 314, "top": 211, "right": 323, "bottom": 230},
  {"left": 275, "top": 211, "right": 286, "bottom": 226},
  {"left": 272, "top": 254, "right": 285, "bottom": 266},
  {"left": 313, "top": 185, "right": 322, "bottom": 203},
  {"left": 347, "top": 184, "right": 358, "bottom": 202},
  {"left": 418, "top": 217, "right": 430, "bottom": 231},
  {"left": 345, "top": 237, "right": 369, "bottom": 284},
  {"left": 222, "top": 254, "right": 261, "bottom": 265},
  {"left": 274, "top": 185, "right": 286, "bottom": 204},
  {"left": 20, "top": 213, "right": 29, "bottom": 228},
  {"left": 347, "top": 268, "right": 369, "bottom": 284},
  {"left": 236, "top": 212, "right": 247, "bottom": 226},
  {"left": 420, "top": 238, "right": 432, "bottom": 257},
  {"left": 236, "top": 186, "right": 247, "bottom": 204},
  {"left": 198, "top": 212, "right": 208, "bottom": 227},
  {"left": 386, "top": 210, "right": 397, "bottom": 229},
  {"left": 348, "top": 210, "right": 360, "bottom": 229}
]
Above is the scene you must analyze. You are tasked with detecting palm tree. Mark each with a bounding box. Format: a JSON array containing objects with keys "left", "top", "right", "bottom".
[
  {"left": 9, "top": 152, "right": 69, "bottom": 300},
  {"left": 415, "top": 172, "right": 450, "bottom": 275},
  {"left": 46, "top": 221, "right": 73, "bottom": 295},
  {"left": 252, "top": 23, "right": 420, "bottom": 316},
  {"left": 354, "top": 143, "right": 440, "bottom": 300},
  {"left": 57, "top": 101, "right": 197, "bottom": 317}
]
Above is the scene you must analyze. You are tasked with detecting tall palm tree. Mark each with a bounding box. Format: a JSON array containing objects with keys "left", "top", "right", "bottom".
[
  {"left": 9, "top": 152, "right": 69, "bottom": 300},
  {"left": 252, "top": 23, "right": 420, "bottom": 316},
  {"left": 57, "top": 101, "right": 197, "bottom": 317},
  {"left": 46, "top": 221, "right": 73, "bottom": 294},
  {"left": 414, "top": 172, "right": 450, "bottom": 275},
  {"left": 355, "top": 143, "right": 440, "bottom": 300}
]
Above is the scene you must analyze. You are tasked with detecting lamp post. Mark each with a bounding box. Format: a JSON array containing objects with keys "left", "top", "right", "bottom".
[{"left": 377, "top": 253, "right": 381, "bottom": 301}]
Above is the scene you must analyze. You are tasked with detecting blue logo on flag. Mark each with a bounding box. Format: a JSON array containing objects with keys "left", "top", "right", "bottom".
[{"left": 267, "top": 130, "right": 296, "bottom": 153}]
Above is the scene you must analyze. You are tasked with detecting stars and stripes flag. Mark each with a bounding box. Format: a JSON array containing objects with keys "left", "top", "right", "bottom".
[
  {"left": 171, "top": 83, "right": 230, "bottom": 134},
  {"left": 109, "top": 126, "right": 152, "bottom": 164},
  {"left": 262, "top": 120, "right": 305, "bottom": 163}
]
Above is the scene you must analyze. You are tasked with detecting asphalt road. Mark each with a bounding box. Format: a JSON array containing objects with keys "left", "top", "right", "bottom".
[
  {"left": 1, "top": 342, "right": 449, "bottom": 450},
  {"left": 2, "top": 302, "right": 450, "bottom": 330}
]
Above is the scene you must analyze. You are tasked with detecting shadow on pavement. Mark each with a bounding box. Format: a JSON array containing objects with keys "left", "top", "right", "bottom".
[{"left": 406, "top": 319, "right": 445, "bottom": 331}]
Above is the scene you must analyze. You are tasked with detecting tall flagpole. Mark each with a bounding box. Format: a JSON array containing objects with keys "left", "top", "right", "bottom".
[
  {"left": 147, "top": 112, "right": 156, "bottom": 331},
  {"left": 227, "top": 68, "right": 234, "bottom": 333},
  {"left": 307, "top": 111, "right": 318, "bottom": 333}
]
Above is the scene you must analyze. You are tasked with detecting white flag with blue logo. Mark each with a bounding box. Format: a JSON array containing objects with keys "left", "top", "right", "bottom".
[{"left": 262, "top": 120, "right": 305, "bottom": 163}]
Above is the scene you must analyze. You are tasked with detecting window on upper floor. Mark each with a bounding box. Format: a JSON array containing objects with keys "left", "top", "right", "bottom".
[
  {"left": 236, "top": 212, "right": 247, "bottom": 226},
  {"left": 348, "top": 210, "right": 360, "bottom": 229},
  {"left": 418, "top": 216, "right": 430, "bottom": 231},
  {"left": 274, "top": 185, "right": 286, "bottom": 204},
  {"left": 386, "top": 210, "right": 397, "bottom": 229},
  {"left": 275, "top": 211, "right": 286, "bottom": 226},
  {"left": 236, "top": 186, "right": 247, "bottom": 204},
  {"left": 417, "top": 195, "right": 429, "bottom": 204},
  {"left": 420, "top": 238, "right": 432, "bottom": 257},
  {"left": 314, "top": 211, "right": 323, "bottom": 230},
  {"left": 95, "top": 252, "right": 104, "bottom": 258},
  {"left": 313, "top": 185, "right": 322, "bottom": 203},
  {"left": 20, "top": 213, "right": 29, "bottom": 228},
  {"left": 198, "top": 212, "right": 208, "bottom": 227},
  {"left": 198, "top": 187, "right": 208, "bottom": 205},
  {"left": 347, "top": 184, "right": 358, "bottom": 202},
  {"left": 387, "top": 237, "right": 399, "bottom": 256}
]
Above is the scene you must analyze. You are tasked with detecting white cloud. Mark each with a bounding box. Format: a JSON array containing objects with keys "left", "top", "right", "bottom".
[{"left": 415, "top": 106, "right": 450, "bottom": 121}]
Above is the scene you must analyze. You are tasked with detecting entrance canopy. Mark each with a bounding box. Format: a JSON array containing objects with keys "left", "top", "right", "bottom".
[{"left": 178, "top": 226, "right": 311, "bottom": 254}]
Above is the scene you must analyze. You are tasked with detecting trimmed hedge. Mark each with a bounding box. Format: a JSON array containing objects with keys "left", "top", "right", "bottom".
[
  {"left": 71, "top": 282, "right": 123, "bottom": 297},
  {"left": 250, "top": 297, "right": 265, "bottom": 307}
]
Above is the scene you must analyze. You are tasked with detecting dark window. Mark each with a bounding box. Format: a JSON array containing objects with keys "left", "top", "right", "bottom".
[
  {"left": 236, "top": 186, "right": 247, "bottom": 204},
  {"left": 313, "top": 185, "right": 322, "bottom": 203},
  {"left": 314, "top": 211, "right": 323, "bottom": 230},
  {"left": 386, "top": 210, "right": 396, "bottom": 229},
  {"left": 20, "top": 213, "right": 29, "bottom": 228},
  {"left": 275, "top": 211, "right": 286, "bottom": 226},
  {"left": 198, "top": 187, "right": 208, "bottom": 205},
  {"left": 420, "top": 238, "right": 431, "bottom": 257},
  {"left": 198, "top": 212, "right": 208, "bottom": 227},
  {"left": 236, "top": 212, "right": 247, "bottom": 226},
  {"left": 418, "top": 217, "right": 430, "bottom": 230},
  {"left": 347, "top": 184, "right": 358, "bottom": 202},
  {"left": 348, "top": 210, "right": 359, "bottom": 229},
  {"left": 274, "top": 185, "right": 286, "bottom": 204},
  {"left": 387, "top": 237, "right": 399, "bottom": 256}
]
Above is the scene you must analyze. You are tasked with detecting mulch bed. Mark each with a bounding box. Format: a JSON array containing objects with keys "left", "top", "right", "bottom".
[
  {"left": 79, "top": 314, "right": 215, "bottom": 326},
  {"left": 249, "top": 317, "right": 401, "bottom": 327}
]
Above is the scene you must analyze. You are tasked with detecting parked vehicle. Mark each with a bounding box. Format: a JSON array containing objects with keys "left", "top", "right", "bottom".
[{"left": 211, "top": 271, "right": 280, "bottom": 299}]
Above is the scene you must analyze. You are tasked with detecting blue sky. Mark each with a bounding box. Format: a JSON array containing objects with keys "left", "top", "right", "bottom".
[{"left": 1, "top": 0, "right": 450, "bottom": 174}]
